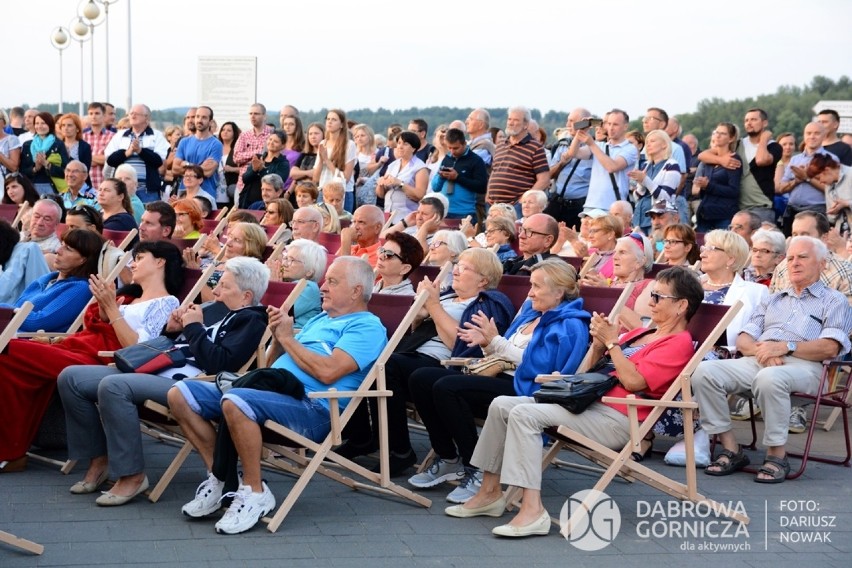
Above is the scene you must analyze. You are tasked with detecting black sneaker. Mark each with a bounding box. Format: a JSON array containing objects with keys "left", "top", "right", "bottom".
[
  {"left": 334, "top": 439, "right": 379, "bottom": 460},
  {"left": 372, "top": 449, "right": 417, "bottom": 476}
]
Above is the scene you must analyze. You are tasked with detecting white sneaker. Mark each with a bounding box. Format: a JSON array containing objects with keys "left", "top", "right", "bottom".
[
  {"left": 182, "top": 472, "right": 225, "bottom": 518},
  {"left": 788, "top": 406, "right": 808, "bottom": 434},
  {"left": 446, "top": 468, "right": 482, "bottom": 504},
  {"left": 730, "top": 396, "right": 760, "bottom": 421},
  {"left": 407, "top": 458, "right": 465, "bottom": 488},
  {"left": 214, "top": 482, "right": 276, "bottom": 535}
]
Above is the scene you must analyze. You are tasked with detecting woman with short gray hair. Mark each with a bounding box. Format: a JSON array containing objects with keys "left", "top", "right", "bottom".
[
  {"left": 743, "top": 228, "right": 786, "bottom": 287},
  {"left": 268, "top": 239, "right": 326, "bottom": 327}
]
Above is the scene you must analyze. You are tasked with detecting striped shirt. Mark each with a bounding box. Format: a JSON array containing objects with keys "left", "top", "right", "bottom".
[
  {"left": 485, "top": 133, "right": 548, "bottom": 205},
  {"left": 82, "top": 127, "right": 115, "bottom": 190},
  {"left": 741, "top": 279, "right": 852, "bottom": 354}
]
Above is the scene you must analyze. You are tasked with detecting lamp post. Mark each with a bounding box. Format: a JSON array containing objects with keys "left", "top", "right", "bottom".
[
  {"left": 50, "top": 27, "right": 70, "bottom": 113},
  {"left": 78, "top": 0, "right": 104, "bottom": 103},
  {"left": 95, "top": 0, "right": 120, "bottom": 102},
  {"left": 69, "top": 17, "right": 91, "bottom": 116},
  {"left": 126, "top": 0, "right": 133, "bottom": 113}
]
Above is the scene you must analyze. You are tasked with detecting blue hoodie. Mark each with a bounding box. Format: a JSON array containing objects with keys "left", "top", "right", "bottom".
[{"left": 508, "top": 297, "right": 591, "bottom": 397}]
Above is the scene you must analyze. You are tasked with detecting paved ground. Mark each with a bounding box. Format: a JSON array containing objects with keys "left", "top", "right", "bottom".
[{"left": 2, "top": 410, "right": 850, "bottom": 568}]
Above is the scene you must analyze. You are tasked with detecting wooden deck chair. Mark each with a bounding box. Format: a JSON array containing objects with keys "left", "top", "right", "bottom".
[
  {"left": 232, "top": 208, "right": 265, "bottom": 221},
  {"left": 407, "top": 264, "right": 441, "bottom": 291},
  {"left": 317, "top": 231, "right": 341, "bottom": 254},
  {"left": 0, "top": 530, "right": 43, "bottom": 555},
  {"left": 102, "top": 228, "right": 138, "bottom": 251},
  {"left": 496, "top": 274, "right": 532, "bottom": 312},
  {"left": 556, "top": 255, "right": 584, "bottom": 272},
  {"left": 261, "top": 240, "right": 286, "bottom": 263},
  {"left": 177, "top": 263, "right": 218, "bottom": 308},
  {"left": 524, "top": 301, "right": 745, "bottom": 537},
  {"left": 260, "top": 288, "right": 433, "bottom": 533},
  {"left": 0, "top": 203, "right": 19, "bottom": 223},
  {"left": 213, "top": 206, "right": 229, "bottom": 221},
  {"left": 142, "top": 279, "right": 308, "bottom": 502},
  {"left": 201, "top": 217, "right": 228, "bottom": 240},
  {"left": 0, "top": 302, "right": 34, "bottom": 352}
]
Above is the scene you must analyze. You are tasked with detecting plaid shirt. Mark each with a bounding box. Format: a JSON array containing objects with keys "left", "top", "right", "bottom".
[
  {"left": 233, "top": 125, "right": 273, "bottom": 190},
  {"left": 82, "top": 127, "right": 115, "bottom": 190},
  {"left": 770, "top": 251, "right": 852, "bottom": 307}
]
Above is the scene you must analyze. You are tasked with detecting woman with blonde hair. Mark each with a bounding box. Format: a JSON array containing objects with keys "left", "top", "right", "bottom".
[
  {"left": 353, "top": 123, "right": 379, "bottom": 206},
  {"left": 578, "top": 214, "right": 623, "bottom": 284},
  {"left": 57, "top": 113, "right": 92, "bottom": 176},
  {"left": 629, "top": 129, "right": 681, "bottom": 234}
]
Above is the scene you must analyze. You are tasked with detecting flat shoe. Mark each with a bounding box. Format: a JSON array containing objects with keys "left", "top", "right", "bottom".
[
  {"left": 492, "top": 509, "right": 551, "bottom": 537},
  {"left": 95, "top": 476, "right": 149, "bottom": 506},
  {"left": 70, "top": 470, "right": 109, "bottom": 494},
  {"left": 705, "top": 448, "right": 750, "bottom": 476},
  {"left": 445, "top": 496, "right": 506, "bottom": 518}
]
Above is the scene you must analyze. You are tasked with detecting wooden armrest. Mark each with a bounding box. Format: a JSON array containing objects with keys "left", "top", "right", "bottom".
[
  {"left": 188, "top": 374, "right": 216, "bottom": 382},
  {"left": 307, "top": 389, "right": 392, "bottom": 399},
  {"left": 98, "top": 351, "right": 115, "bottom": 358},
  {"left": 535, "top": 373, "right": 571, "bottom": 384},
  {"left": 16, "top": 332, "right": 73, "bottom": 338},
  {"left": 441, "top": 358, "right": 475, "bottom": 367},
  {"left": 600, "top": 395, "right": 698, "bottom": 409}
]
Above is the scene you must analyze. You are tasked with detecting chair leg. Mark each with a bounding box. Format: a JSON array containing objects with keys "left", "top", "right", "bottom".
[{"left": 0, "top": 530, "right": 44, "bottom": 555}]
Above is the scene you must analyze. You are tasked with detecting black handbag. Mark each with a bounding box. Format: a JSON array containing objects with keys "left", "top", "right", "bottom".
[
  {"left": 113, "top": 336, "right": 186, "bottom": 374},
  {"left": 533, "top": 372, "right": 619, "bottom": 414}
]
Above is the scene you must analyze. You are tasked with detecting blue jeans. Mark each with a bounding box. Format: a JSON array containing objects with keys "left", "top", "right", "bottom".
[
  {"left": 136, "top": 187, "right": 161, "bottom": 203},
  {"left": 177, "top": 380, "right": 331, "bottom": 443}
]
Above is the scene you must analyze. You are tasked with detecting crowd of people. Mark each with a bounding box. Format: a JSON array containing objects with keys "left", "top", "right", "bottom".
[{"left": 2, "top": 99, "right": 852, "bottom": 538}]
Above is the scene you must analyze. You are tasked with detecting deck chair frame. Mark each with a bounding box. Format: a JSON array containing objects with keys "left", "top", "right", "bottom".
[
  {"left": 0, "top": 530, "right": 44, "bottom": 555},
  {"left": 260, "top": 285, "right": 446, "bottom": 533},
  {"left": 143, "top": 279, "right": 308, "bottom": 502},
  {"left": 510, "top": 301, "right": 745, "bottom": 537}
]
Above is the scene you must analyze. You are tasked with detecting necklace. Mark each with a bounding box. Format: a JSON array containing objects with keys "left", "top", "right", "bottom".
[{"left": 704, "top": 276, "right": 733, "bottom": 287}]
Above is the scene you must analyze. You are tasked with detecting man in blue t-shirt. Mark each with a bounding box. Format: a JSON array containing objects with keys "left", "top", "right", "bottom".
[
  {"left": 172, "top": 105, "right": 223, "bottom": 201},
  {"left": 168, "top": 257, "right": 387, "bottom": 534}
]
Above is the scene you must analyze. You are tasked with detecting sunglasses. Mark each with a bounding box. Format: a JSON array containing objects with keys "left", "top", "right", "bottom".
[
  {"left": 649, "top": 291, "right": 682, "bottom": 304},
  {"left": 377, "top": 247, "right": 401, "bottom": 261}
]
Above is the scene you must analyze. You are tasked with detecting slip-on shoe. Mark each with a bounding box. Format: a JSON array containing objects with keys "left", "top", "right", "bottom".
[
  {"left": 445, "top": 496, "right": 506, "bottom": 518},
  {"left": 491, "top": 509, "right": 551, "bottom": 537},
  {"left": 69, "top": 470, "right": 109, "bottom": 494},
  {"left": 95, "top": 476, "right": 149, "bottom": 506}
]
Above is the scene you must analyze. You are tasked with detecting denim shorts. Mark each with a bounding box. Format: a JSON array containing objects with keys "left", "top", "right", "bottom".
[{"left": 176, "top": 380, "right": 331, "bottom": 443}]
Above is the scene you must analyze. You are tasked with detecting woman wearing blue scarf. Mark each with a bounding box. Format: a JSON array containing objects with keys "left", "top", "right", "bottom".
[
  {"left": 406, "top": 258, "right": 590, "bottom": 504},
  {"left": 20, "top": 112, "right": 69, "bottom": 195}
]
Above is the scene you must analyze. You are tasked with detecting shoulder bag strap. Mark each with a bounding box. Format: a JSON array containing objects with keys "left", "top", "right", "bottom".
[
  {"left": 605, "top": 144, "right": 620, "bottom": 202},
  {"left": 556, "top": 158, "right": 583, "bottom": 198}
]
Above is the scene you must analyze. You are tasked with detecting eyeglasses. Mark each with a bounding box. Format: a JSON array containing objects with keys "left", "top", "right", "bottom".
[
  {"left": 65, "top": 169, "right": 86, "bottom": 175},
  {"left": 377, "top": 247, "right": 401, "bottom": 261},
  {"left": 71, "top": 204, "right": 98, "bottom": 224},
  {"left": 649, "top": 291, "right": 682, "bottom": 304},
  {"left": 519, "top": 227, "right": 550, "bottom": 238},
  {"left": 663, "top": 239, "right": 684, "bottom": 246},
  {"left": 751, "top": 247, "right": 779, "bottom": 255},
  {"left": 453, "top": 263, "right": 480, "bottom": 276},
  {"left": 643, "top": 115, "right": 664, "bottom": 123},
  {"left": 700, "top": 245, "right": 725, "bottom": 254},
  {"left": 280, "top": 255, "right": 303, "bottom": 266},
  {"left": 484, "top": 229, "right": 502, "bottom": 235},
  {"left": 183, "top": 174, "right": 199, "bottom": 179},
  {"left": 4, "top": 172, "right": 22, "bottom": 181},
  {"left": 177, "top": 212, "right": 189, "bottom": 217},
  {"left": 293, "top": 219, "right": 318, "bottom": 225},
  {"left": 429, "top": 240, "right": 447, "bottom": 249}
]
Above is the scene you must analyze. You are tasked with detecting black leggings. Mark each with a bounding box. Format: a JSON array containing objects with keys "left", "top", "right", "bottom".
[
  {"left": 342, "top": 352, "right": 443, "bottom": 453},
  {"left": 408, "top": 367, "right": 515, "bottom": 467}
]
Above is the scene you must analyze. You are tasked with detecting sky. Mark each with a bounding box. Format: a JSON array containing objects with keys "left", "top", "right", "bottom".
[{"left": 4, "top": 0, "right": 852, "bottom": 124}]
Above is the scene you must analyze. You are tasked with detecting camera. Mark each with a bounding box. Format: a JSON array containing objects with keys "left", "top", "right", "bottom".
[
  {"left": 440, "top": 166, "right": 452, "bottom": 172},
  {"left": 573, "top": 118, "right": 602, "bottom": 130}
]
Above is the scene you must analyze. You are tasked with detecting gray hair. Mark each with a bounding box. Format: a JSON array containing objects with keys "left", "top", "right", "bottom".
[
  {"left": 433, "top": 230, "right": 468, "bottom": 260},
  {"left": 115, "top": 163, "right": 137, "bottom": 182},
  {"left": 522, "top": 189, "right": 548, "bottom": 211},
  {"left": 288, "top": 238, "right": 328, "bottom": 282},
  {"left": 789, "top": 236, "right": 829, "bottom": 262},
  {"left": 474, "top": 108, "right": 491, "bottom": 129},
  {"left": 489, "top": 203, "right": 518, "bottom": 222},
  {"left": 610, "top": 200, "right": 633, "bottom": 217},
  {"left": 34, "top": 197, "right": 62, "bottom": 221},
  {"left": 261, "top": 173, "right": 284, "bottom": 191},
  {"left": 294, "top": 206, "right": 323, "bottom": 225},
  {"left": 618, "top": 234, "right": 654, "bottom": 271},
  {"left": 67, "top": 159, "right": 88, "bottom": 175},
  {"left": 224, "top": 256, "right": 270, "bottom": 306},
  {"left": 751, "top": 229, "right": 786, "bottom": 256},
  {"left": 508, "top": 106, "right": 531, "bottom": 124},
  {"left": 332, "top": 256, "right": 375, "bottom": 303}
]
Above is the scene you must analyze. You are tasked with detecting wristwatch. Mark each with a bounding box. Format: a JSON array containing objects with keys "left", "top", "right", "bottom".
[
  {"left": 786, "top": 341, "right": 797, "bottom": 356},
  {"left": 606, "top": 342, "right": 618, "bottom": 352}
]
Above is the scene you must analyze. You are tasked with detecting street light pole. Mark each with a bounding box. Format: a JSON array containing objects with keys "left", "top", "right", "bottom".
[
  {"left": 50, "top": 27, "right": 70, "bottom": 113},
  {"left": 69, "top": 18, "right": 91, "bottom": 116},
  {"left": 79, "top": 0, "right": 104, "bottom": 103},
  {"left": 96, "top": 0, "right": 119, "bottom": 103},
  {"left": 126, "top": 0, "right": 133, "bottom": 112}
]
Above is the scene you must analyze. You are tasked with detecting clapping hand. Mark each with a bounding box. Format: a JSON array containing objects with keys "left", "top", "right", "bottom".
[{"left": 457, "top": 310, "right": 499, "bottom": 348}]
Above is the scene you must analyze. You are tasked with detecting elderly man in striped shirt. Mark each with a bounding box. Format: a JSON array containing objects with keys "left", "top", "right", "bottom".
[{"left": 692, "top": 236, "right": 852, "bottom": 483}]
